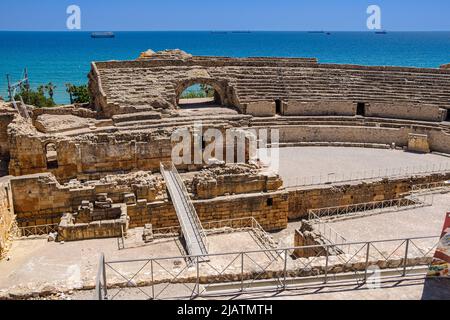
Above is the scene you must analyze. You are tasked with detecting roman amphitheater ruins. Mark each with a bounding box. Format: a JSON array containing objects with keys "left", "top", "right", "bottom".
[{"left": 0, "top": 49, "right": 449, "bottom": 299}]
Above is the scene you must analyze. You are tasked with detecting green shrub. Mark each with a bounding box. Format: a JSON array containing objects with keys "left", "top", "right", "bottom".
[
  {"left": 65, "top": 83, "right": 91, "bottom": 104},
  {"left": 180, "top": 90, "right": 207, "bottom": 99},
  {"left": 180, "top": 84, "right": 215, "bottom": 99},
  {"left": 14, "top": 84, "right": 55, "bottom": 108}
]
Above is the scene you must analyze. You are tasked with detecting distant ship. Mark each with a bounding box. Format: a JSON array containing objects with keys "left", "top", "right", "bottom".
[
  {"left": 375, "top": 30, "right": 388, "bottom": 34},
  {"left": 308, "top": 31, "right": 331, "bottom": 35},
  {"left": 232, "top": 31, "right": 251, "bottom": 34},
  {"left": 91, "top": 32, "right": 115, "bottom": 38}
]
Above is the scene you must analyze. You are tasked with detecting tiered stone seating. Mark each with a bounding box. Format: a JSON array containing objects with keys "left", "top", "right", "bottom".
[{"left": 90, "top": 53, "right": 450, "bottom": 120}]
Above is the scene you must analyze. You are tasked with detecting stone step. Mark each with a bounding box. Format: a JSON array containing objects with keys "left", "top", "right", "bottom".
[{"left": 112, "top": 111, "right": 162, "bottom": 123}]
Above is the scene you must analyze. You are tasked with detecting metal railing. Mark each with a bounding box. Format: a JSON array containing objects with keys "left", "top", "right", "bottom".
[
  {"left": 285, "top": 162, "right": 450, "bottom": 188},
  {"left": 117, "top": 225, "right": 125, "bottom": 250},
  {"left": 151, "top": 217, "right": 278, "bottom": 251},
  {"left": 94, "top": 253, "right": 108, "bottom": 300},
  {"left": 160, "top": 162, "right": 209, "bottom": 259},
  {"left": 412, "top": 181, "right": 450, "bottom": 193},
  {"left": 19, "top": 223, "right": 59, "bottom": 237},
  {"left": 94, "top": 235, "right": 439, "bottom": 300},
  {"left": 313, "top": 221, "right": 348, "bottom": 248},
  {"left": 307, "top": 195, "right": 433, "bottom": 221},
  {"left": 171, "top": 163, "right": 209, "bottom": 253}
]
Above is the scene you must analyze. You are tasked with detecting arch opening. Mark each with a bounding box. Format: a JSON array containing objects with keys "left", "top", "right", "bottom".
[
  {"left": 178, "top": 83, "right": 222, "bottom": 109},
  {"left": 45, "top": 143, "right": 58, "bottom": 169}
]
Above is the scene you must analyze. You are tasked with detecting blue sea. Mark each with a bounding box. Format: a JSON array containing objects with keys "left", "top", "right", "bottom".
[{"left": 1, "top": 31, "right": 450, "bottom": 104}]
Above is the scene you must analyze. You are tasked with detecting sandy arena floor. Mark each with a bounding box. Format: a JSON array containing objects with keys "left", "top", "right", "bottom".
[
  {"left": 259, "top": 147, "right": 450, "bottom": 187},
  {"left": 0, "top": 231, "right": 270, "bottom": 297},
  {"left": 322, "top": 193, "right": 449, "bottom": 243}
]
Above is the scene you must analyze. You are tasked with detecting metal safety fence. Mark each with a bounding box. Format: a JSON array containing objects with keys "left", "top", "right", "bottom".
[
  {"left": 121, "top": 217, "right": 278, "bottom": 257},
  {"left": 308, "top": 195, "right": 433, "bottom": 222},
  {"left": 285, "top": 162, "right": 450, "bottom": 188},
  {"left": 152, "top": 217, "right": 277, "bottom": 248},
  {"left": 94, "top": 235, "right": 439, "bottom": 300},
  {"left": 412, "top": 181, "right": 450, "bottom": 194},
  {"left": 19, "top": 223, "right": 59, "bottom": 237}
]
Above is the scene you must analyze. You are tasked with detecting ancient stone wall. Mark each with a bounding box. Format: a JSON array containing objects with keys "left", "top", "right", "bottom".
[
  {"left": 9, "top": 169, "right": 286, "bottom": 231},
  {"left": 428, "top": 130, "right": 450, "bottom": 154},
  {"left": 89, "top": 51, "right": 450, "bottom": 120},
  {"left": 9, "top": 172, "right": 163, "bottom": 226},
  {"left": 408, "top": 133, "right": 430, "bottom": 153},
  {"left": 0, "top": 177, "right": 14, "bottom": 257},
  {"left": 189, "top": 165, "right": 282, "bottom": 199},
  {"left": 7, "top": 119, "right": 450, "bottom": 184},
  {"left": 58, "top": 204, "right": 128, "bottom": 241},
  {"left": 131, "top": 191, "right": 289, "bottom": 232},
  {"left": 276, "top": 125, "right": 408, "bottom": 146},
  {"left": 293, "top": 228, "right": 327, "bottom": 258},
  {"left": 244, "top": 101, "right": 276, "bottom": 117},
  {"left": 31, "top": 105, "right": 97, "bottom": 120},
  {"left": 287, "top": 172, "right": 450, "bottom": 220},
  {"left": 8, "top": 123, "right": 252, "bottom": 181},
  {"left": 7, "top": 130, "right": 173, "bottom": 181},
  {"left": 366, "top": 102, "right": 445, "bottom": 122},
  {"left": 251, "top": 123, "right": 450, "bottom": 154},
  {"left": 0, "top": 112, "right": 16, "bottom": 159},
  {"left": 283, "top": 101, "right": 356, "bottom": 117}
]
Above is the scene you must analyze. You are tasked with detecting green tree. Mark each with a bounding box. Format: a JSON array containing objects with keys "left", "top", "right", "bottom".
[
  {"left": 14, "top": 83, "right": 55, "bottom": 108},
  {"left": 65, "top": 83, "right": 90, "bottom": 104},
  {"left": 45, "top": 82, "right": 56, "bottom": 100},
  {"left": 200, "top": 84, "right": 214, "bottom": 97}
]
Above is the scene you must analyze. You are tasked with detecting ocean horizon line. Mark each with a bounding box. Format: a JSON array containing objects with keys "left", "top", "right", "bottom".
[{"left": 1, "top": 30, "right": 450, "bottom": 33}]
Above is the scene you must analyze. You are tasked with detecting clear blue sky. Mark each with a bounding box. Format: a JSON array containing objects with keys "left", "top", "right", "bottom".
[{"left": 0, "top": 0, "right": 449, "bottom": 31}]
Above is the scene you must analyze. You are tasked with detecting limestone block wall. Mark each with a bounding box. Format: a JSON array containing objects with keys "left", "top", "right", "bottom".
[
  {"left": 283, "top": 101, "right": 356, "bottom": 116},
  {"left": 9, "top": 170, "right": 288, "bottom": 231},
  {"left": 365, "top": 103, "right": 444, "bottom": 122},
  {"left": 294, "top": 229, "right": 327, "bottom": 258},
  {"left": 428, "top": 130, "right": 450, "bottom": 154},
  {"left": 190, "top": 169, "right": 282, "bottom": 199},
  {"left": 8, "top": 134, "right": 54, "bottom": 177},
  {"left": 244, "top": 101, "right": 275, "bottom": 117},
  {"left": 135, "top": 191, "right": 289, "bottom": 232},
  {"left": 8, "top": 133, "right": 173, "bottom": 182},
  {"left": 277, "top": 126, "right": 409, "bottom": 147},
  {"left": 58, "top": 204, "right": 128, "bottom": 241},
  {"left": 268, "top": 123, "right": 450, "bottom": 155},
  {"left": 31, "top": 106, "right": 97, "bottom": 120},
  {"left": 287, "top": 172, "right": 450, "bottom": 220},
  {"left": 88, "top": 62, "right": 109, "bottom": 115},
  {"left": 0, "top": 113, "right": 15, "bottom": 159},
  {"left": 91, "top": 53, "right": 450, "bottom": 120},
  {"left": 408, "top": 133, "right": 430, "bottom": 153},
  {"left": 11, "top": 174, "right": 75, "bottom": 226},
  {"left": 9, "top": 173, "right": 161, "bottom": 226},
  {"left": 59, "top": 219, "right": 125, "bottom": 241},
  {"left": 0, "top": 177, "right": 14, "bottom": 257},
  {"left": 8, "top": 125, "right": 251, "bottom": 182}
]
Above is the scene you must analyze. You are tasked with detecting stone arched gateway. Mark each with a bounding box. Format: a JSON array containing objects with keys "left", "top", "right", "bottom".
[{"left": 174, "top": 78, "right": 240, "bottom": 112}]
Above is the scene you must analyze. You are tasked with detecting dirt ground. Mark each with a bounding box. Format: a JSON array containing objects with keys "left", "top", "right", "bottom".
[
  {"left": 261, "top": 146, "right": 450, "bottom": 187},
  {"left": 0, "top": 230, "right": 271, "bottom": 297}
]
